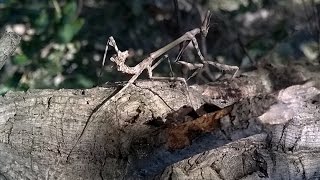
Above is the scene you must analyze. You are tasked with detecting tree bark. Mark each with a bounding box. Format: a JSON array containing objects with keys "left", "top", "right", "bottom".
[
  {"left": 1, "top": 31, "right": 320, "bottom": 179},
  {"left": 158, "top": 82, "right": 320, "bottom": 180},
  {"left": 0, "top": 31, "right": 21, "bottom": 70}
]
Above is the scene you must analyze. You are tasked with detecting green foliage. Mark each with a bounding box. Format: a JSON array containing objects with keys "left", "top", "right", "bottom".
[
  {"left": 57, "top": 1, "right": 84, "bottom": 43},
  {"left": 0, "top": 0, "right": 86, "bottom": 93}
]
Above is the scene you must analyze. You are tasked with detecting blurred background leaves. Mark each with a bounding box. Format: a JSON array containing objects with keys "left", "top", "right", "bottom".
[{"left": 0, "top": 0, "right": 319, "bottom": 94}]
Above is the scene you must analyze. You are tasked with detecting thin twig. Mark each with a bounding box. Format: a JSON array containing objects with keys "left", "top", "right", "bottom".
[
  {"left": 237, "top": 33, "right": 256, "bottom": 66},
  {"left": 311, "top": 0, "right": 320, "bottom": 62},
  {"left": 301, "top": 0, "right": 313, "bottom": 35}
]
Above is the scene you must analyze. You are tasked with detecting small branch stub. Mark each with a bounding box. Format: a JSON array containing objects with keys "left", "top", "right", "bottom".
[{"left": 0, "top": 31, "right": 21, "bottom": 70}]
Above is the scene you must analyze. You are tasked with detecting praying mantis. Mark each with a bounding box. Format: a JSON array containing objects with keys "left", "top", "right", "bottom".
[
  {"left": 101, "top": 11, "right": 238, "bottom": 101},
  {"left": 67, "top": 10, "right": 238, "bottom": 160}
]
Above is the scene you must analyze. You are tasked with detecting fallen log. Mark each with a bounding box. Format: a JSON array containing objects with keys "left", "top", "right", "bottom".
[{"left": 0, "top": 54, "right": 319, "bottom": 179}]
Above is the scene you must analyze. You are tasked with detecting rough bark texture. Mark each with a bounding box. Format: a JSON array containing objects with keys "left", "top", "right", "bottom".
[
  {"left": 0, "top": 31, "right": 21, "bottom": 70},
  {"left": 1, "top": 31, "right": 320, "bottom": 179},
  {"left": 158, "top": 82, "right": 320, "bottom": 180}
]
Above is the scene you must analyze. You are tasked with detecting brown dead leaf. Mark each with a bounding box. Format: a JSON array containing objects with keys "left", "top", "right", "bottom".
[{"left": 166, "top": 106, "right": 232, "bottom": 150}]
